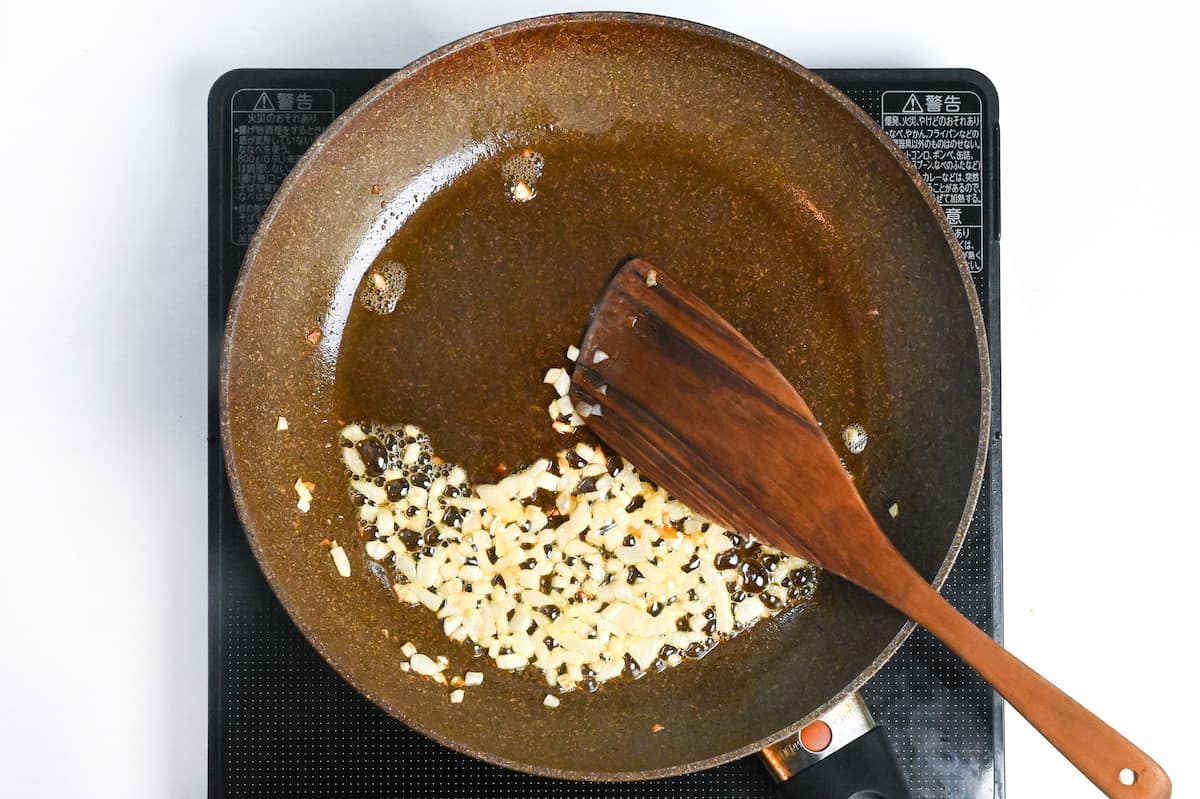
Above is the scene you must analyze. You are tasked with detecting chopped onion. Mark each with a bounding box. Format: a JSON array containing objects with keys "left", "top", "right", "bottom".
[
  {"left": 510, "top": 179, "right": 535, "bottom": 202},
  {"left": 495, "top": 653, "right": 528, "bottom": 670},
  {"left": 294, "top": 479, "right": 314, "bottom": 513},
  {"left": 409, "top": 653, "right": 441, "bottom": 676},
  {"left": 329, "top": 543, "right": 350, "bottom": 577},
  {"left": 334, "top": 356, "right": 817, "bottom": 694}
]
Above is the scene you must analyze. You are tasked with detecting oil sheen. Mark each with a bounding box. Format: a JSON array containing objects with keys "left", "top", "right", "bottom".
[{"left": 334, "top": 128, "right": 876, "bottom": 481}]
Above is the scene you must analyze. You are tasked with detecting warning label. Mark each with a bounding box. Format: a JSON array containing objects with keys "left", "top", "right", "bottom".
[
  {"left": 230, "top": 89, "right": 336, "bottom": 244},
  {"left": 880, "top": 91, "right": 984, "bottom": 274}
]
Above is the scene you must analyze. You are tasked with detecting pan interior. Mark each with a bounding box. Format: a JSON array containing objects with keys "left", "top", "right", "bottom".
[
  {"left": 335, "top": 129, "right": 874, "bottom": 478},
  {"left": 223, "top": 15, "right": 985, "bottom": 779}
]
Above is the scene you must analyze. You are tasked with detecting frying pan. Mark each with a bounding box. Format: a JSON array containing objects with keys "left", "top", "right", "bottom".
[{"left": 220, "top": 12, "right": 988, "bottom": 782}]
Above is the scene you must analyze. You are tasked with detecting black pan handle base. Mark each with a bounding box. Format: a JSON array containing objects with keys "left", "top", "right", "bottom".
[
  {"left": 774, "top": 725, "right": 912, "bottom": 799},
  {"left": 760, "top": 693, "right": 912, "bottom": 799}
]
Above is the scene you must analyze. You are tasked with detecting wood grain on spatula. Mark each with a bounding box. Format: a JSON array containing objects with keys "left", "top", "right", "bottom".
[{"left": 571, "top": 258, "right": 1170, "bottom": 799}]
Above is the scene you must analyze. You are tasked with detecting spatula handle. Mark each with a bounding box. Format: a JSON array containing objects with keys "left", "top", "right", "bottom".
[{"left": 891, "top": 571, "right": 1171, "bottom": 798}]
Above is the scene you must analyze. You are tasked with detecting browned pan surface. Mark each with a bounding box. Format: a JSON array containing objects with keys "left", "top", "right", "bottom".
[{"left": 221, "top": 13, "right": 989, "bottom": 780}]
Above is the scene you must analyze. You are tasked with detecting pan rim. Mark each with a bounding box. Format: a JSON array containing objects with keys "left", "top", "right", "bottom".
[{"left": 219, "top": 10, "right": 992, "bottom": 782}]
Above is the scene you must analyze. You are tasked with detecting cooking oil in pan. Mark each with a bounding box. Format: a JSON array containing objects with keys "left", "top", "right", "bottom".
[{"left": 335, "top": 130, "right": 881, "bottom": 482}]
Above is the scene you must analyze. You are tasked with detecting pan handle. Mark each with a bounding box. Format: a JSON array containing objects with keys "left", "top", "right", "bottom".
[{"left": 760, "top": 693, "right": 913, "bottom": 799}]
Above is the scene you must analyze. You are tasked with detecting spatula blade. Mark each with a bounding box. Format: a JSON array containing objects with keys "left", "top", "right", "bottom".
[{"left": 570, "top": 258, "right": 877, "bottom": 574}]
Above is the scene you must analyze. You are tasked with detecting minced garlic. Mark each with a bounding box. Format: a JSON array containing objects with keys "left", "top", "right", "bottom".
[
  {"left": 329, "top": 542, "right": 350, "bottom": 577},
  {"left": 294, "top": 478, "right": 314, "bottom": 513},
  {"left": 336, "top": 418, "right": 816, "bottom": 692}
]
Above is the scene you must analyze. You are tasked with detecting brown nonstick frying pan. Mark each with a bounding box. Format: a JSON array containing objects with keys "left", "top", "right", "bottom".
[{"left": 220, "top": 13, "right": 989, "bottom": 781}]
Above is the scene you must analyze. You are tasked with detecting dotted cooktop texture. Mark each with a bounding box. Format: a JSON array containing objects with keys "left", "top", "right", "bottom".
[{"left": 209, "top": 69, "right": 1002, "bottom": 799}]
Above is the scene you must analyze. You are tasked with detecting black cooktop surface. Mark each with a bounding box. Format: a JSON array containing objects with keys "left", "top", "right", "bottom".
[{"left": 208, "top": 67, "right": 1002, "bottom": 799}]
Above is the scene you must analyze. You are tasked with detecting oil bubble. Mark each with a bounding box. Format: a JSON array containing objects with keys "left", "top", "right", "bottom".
[
  {"left": 842, "top": 423, "right": 868, "bottom": 455},
  {"left": 360, "top": 261, "right": 408, "bottom": 314},
  {"left": 502, "top": 148, "right": 544, "bottom": 203}
]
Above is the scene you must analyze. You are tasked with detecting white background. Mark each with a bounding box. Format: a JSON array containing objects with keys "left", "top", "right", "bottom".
[{"left": 1, "top": 1, "right": 1196, "bottom": 796}]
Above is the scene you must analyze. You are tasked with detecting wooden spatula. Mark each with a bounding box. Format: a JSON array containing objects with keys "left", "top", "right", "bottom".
[{"left": 571, "top": 258, "right": 1170, "bottom": 799}]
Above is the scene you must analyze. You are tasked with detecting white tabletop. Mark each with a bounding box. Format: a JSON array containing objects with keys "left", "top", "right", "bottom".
[{"left": 1, "top": 1, "right": 1196, "bottom": 796}]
